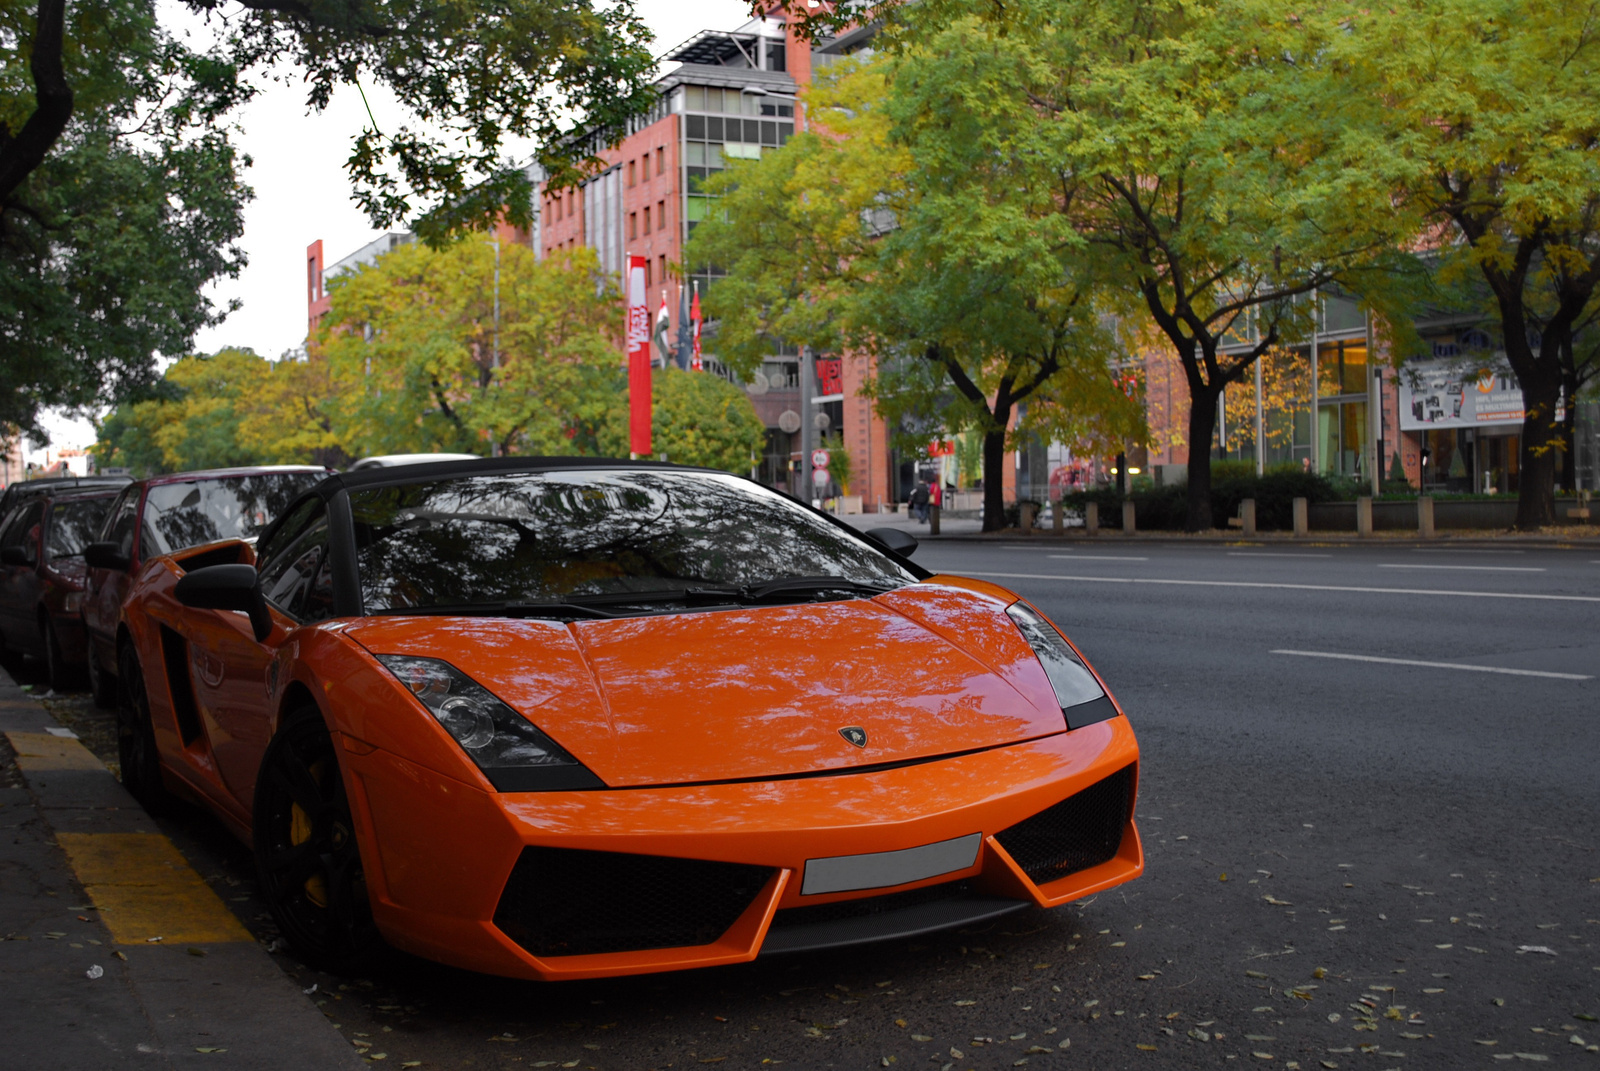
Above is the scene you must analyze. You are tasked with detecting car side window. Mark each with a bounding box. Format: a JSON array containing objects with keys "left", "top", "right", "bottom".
[
  {"left": 103, "top": 490, "right": 139, "bottom": 559},
  {"left": 256, "top": 502, "right": 333, "bottom": 624},
  {"left": 1, "top": 501, "right": 45, "bottom": 565}
]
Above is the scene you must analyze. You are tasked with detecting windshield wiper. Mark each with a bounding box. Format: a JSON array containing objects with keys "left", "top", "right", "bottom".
[{"left": 739, "top": 576, "right": 897, "bottom": 601}]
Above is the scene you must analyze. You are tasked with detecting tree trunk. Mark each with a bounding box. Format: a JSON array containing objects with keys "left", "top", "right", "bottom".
[
  {"left": 1185, "top": 385, "right": 1219, "bottom": 531},
  {"left": 981, "top": 425, "right": 1008, "bottom": 532},
  {"left": 1559, "top": 346, "right": 1578, "bottom": 493},
  {"left": 1515, "top": 376, "right": 1562, "bottom": 529}
]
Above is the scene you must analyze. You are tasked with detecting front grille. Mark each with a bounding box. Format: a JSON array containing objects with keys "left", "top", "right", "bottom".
[
  {"left": 493, "top": 847, "right": 774, "bottom": 958},
  {"left": 772, "top": 879, "right": 975, "bottom": 930},
  {"left": 995, "top": 765, "right": 1134, "bottom": 885}
]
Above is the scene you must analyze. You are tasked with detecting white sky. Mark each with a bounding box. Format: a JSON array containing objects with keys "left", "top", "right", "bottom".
[{"left": 33, "top": 0, "right": 749, "bottom": 457}]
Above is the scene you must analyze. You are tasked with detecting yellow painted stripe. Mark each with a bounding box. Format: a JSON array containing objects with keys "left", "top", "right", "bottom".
[
  {"left": 55, "top": 833, "right": 254, "bottom": 945},
  {"left": 6, "top": 731, "right": 107, "bottom": 771}
]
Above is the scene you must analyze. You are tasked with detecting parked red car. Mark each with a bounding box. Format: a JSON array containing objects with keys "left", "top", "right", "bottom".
[
  {"left": 82, "top": 466, "right": 330, "bottom": 707},
  {"left": 0, "top": 485, "right": 126, "bottom": 689}
]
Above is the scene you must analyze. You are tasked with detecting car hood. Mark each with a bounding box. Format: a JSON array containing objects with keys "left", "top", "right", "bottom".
[{"left": 345, "top": 582, "right": 1067, "bottom": 788}]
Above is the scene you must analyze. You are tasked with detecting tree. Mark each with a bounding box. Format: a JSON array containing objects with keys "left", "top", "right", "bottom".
[
  {"left": 316, "top": 240, "right": 622, "bottom": 457},
  {"left": 611, "top": 370, "right": 767, "bottom": 474},
  {"left": 1335, "top": 0, "right": 1600, "bottom": 527},
  {"left": 687, "top": 51, "right": 1138, "bottom": 530},
  {"left": 899, "top": 0, "right": 1413, "bottom": 531},
  {"left": 2, "top": 1, "right": 249, "bottom": 437},
  {"left": 94, "top": 348, "right": 263, "bottom": 474},
  {"left": 3, "top": 0, "right": 656, "bottom": 437}
]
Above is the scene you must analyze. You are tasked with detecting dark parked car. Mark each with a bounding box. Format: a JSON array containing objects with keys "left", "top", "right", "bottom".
[
  {"left": 0, "top": 475, "right": 130, "bottom": 520},
  {"left": 82, "top": 466, "right": 329, "bottom": 706},
  {"left": 0, "top": 486, "right": 124, "bottom": 689}
]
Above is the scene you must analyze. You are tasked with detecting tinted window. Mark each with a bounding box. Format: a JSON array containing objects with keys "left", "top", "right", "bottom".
[
  {"left": 257, "top": 502, "right": 335, "bottom": 623},
  {"left": 48, "top": 497, "right": 115, "bottom": 560},
  {"left": 1, "top": 501, "right": 44, "bottom": 562},
  {"left": 103, "top": 489, "right": 139, "bottom": 558},
  {"left": 349, "top": 470, "right": 915, "bottom": 612},
  {"left": 140, "top": 473, "right": 324, "bottom": 558}
]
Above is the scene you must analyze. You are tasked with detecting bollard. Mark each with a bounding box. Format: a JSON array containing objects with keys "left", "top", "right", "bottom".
[
  {"left": 1241, "top": 498, "right": 1257, "bottom": 537},
  {"left": 1356, "top": 495, "right": 1373, "bottom": 537},
  {"left": 1292, "top": 496, "right": 1308, "bottom": 537},
  {"left": 1418, "top": 494, "right": 1434, "bottom": 538},
  {"left": 1020, "top": 502, "right": 1034, "bottom": 533},
  {"left": 1053, "top": 499, "right": 1064, "bottom": 534},
  {"left": 1122, "top": 499, "right": 1136, "bottom": 535},
  {"left": 1086, "top": 501, "right": 1099, "bottom": 536},
  {"left": 929, "top": 503, "right": 941, "bottom": 536}
]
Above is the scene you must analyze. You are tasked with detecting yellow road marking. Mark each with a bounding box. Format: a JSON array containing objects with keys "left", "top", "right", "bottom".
[
  {"left": 6, "top": 731, "right": 106, "bottom": 771},
  {"left": 55, "top": 833, "right": 253, "bottom": 945}
]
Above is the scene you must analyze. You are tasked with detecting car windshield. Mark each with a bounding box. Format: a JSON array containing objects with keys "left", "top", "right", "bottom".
[
  {"left": 48, "top": 497, "right": 115, "bottom": 559},
  {"left": 349, "top": 470, "right": 916, "bottom": 612},
  {"left": 142, "top": 473, "right": 324, "bottom": 557}
]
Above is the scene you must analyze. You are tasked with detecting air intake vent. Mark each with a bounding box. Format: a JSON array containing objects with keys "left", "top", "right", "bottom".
[
  {"left": 994, "top": 765, "right": 1134, "bottom": 886},
  {"left": 493, "top": 847, "right": 773, "bottom": 958}
]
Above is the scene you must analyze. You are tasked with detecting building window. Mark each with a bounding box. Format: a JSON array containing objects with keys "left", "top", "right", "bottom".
[
  {"left": 629, "top": 212, "right": 637, "bottom": 240},
  {"left": 659, "top": 254, "right": 667, "bottom": 285},
  {"left": 657, "top": 146, "right": 666, "bottom": 175},
  {"left": 643, "top": 206, "right": 651, "bottom": 234},
  {"left": 628, "top": 161, "right": 636, "bottom": 187},
  {"left": 658, "top": 200, "right": 666, "bottom": 232},
  {"left": 645, "top": 259, "right": 652, "bottom": 288}
]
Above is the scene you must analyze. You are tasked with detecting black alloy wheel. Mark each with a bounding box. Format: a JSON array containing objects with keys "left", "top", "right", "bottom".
[
  {"left": 116, "top": 642, "right": 175, "bottom": 815},
  {"left": 87, "top": 643, "right": 117, "bottom": 708},
  {"left": 253, "top": 707, "right": 385, "bottom": 975}
]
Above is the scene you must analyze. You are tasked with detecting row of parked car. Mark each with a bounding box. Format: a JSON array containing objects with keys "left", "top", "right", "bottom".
[{"left": 0, "top": 454, "right": 475, "bottom": 695}]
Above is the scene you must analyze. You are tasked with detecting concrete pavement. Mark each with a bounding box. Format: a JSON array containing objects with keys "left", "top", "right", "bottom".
[{"left": 0, "top": 668, "right": 363, "bottom": 1070}]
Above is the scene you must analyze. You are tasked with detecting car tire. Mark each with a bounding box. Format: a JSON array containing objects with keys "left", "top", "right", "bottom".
[
  {"left": 117, "top": 642, "right": 176, "bottom": 815},
  {"left": 253, "top": 706, "right": 385, "bottom": 975},
  {"left": 87, "top": 643, "right": 117, "bottom": 708}
]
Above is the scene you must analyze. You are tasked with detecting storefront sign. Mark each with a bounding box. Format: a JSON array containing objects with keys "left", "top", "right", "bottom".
[
  {"left": 816, "top": 358, "right": 844, "bottom": 396},
  {"left": 1398, "top": 358, "right": 1528, "bottom": 431}
]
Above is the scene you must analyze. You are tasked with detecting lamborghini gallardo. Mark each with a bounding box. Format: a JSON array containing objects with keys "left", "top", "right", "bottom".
[{"left": 113, "top": 458, "right": 1142, "bottom": 979}]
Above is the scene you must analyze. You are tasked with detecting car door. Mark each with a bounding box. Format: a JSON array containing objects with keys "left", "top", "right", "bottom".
[
  {"left": 84, "top": 488, "right": 139, "bottom": 669},
  {"left": 184, "top": 498, "right": 330, "bottom": 811},
  {"left": 0, "top": 500, "right": 46, "bottom": 650}
]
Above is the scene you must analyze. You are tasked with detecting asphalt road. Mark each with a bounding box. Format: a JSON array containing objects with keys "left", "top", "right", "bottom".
[{"left": 18, "top": 543, "right": 1600, "bottom": 1070}]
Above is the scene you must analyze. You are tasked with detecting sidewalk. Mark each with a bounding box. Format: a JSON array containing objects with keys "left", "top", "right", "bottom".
[
  {"left": 0, "top": 667, "right": 363, "bottom": 1070},
  {"left": 836, "top": 511, "right": 1600, "bottom": 548}
]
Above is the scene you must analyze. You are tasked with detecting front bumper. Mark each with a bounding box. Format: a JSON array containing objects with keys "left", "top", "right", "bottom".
[{"left": 338, "top": 717, "right": 1141, "bottom": 981}]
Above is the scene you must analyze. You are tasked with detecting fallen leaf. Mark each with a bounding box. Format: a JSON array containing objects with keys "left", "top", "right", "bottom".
[
  {"left": 1517, "top": 946, "right": 1557, "bottom": 956},
  {"left": 1246, "top": 970, "right": 1269, "bottom": 979},
  {"left": 954, "top": 1000, "right": 976, "bottom": 1007},
  {"left": 895, "top": 1020, "right": 908, "bottom": 1028},
  {"left": 911, "top": 1035, "right": 933, "bottom": 1042},
  {"left": 1137, "top": 1044, "right": 1158, "bottom": 1051}
]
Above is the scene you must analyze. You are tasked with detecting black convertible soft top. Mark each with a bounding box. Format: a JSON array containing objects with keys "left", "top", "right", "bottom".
[{"left": 316, "top": 455, "right": 704, "bottom": 496}]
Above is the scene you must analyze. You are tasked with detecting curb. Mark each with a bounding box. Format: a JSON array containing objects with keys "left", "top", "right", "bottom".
[
  {"left": 0, "top": 668, "right": 365, "bottom": 1070},
  {"left": 908, "top": 531, "right": 1600, "bottom": 549}
]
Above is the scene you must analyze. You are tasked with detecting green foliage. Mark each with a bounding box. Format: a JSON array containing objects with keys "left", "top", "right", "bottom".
[
  {"left": 94, "top": 349, "right": 266, "bottom": 475},
  {"left": 2, "top": 1, "right": 248, "bottom": 437},
  {"left": 1062, "top": 465, "right": 1337, "bottom": 531},
  {"left": 317, "top": 241, "right": 621, "bottom": 457},
  {"left": 823, "top": 435, "right": 854, "bottom": 495},
  {"left": 589, "top": 369, "right": 767, "bottom": 474}
]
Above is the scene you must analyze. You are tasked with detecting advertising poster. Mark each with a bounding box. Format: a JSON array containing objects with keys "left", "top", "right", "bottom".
[
  {"left": 1398, "top": 358, "right": 1529, "bottom": 431},
  {"left": 626, "top": 255, "right": 651, "bottom": 456}
]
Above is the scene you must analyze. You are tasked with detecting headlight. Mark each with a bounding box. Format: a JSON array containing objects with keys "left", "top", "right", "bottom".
[
  {"left": 376, "top": 654, "right": 604, "bottom": 792},
  {"left": 1005, "top": 602, "right": 1119, "bottom": 730}
]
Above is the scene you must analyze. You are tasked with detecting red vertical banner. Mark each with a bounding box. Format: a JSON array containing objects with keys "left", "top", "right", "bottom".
[{"left": 626, "top": 255, "right": 652, "bottom": 456}]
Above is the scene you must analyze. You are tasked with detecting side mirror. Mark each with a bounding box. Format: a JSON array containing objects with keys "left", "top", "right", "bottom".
[
  {"left": 84, "top": 542, "right": 131, "bottom": 571},
  {"left": 0, "top": 545, "right": 27, "bottom": 567},
  {"left": 175, "top": 564, "right": 272, "bottom": 642},
  {"left": 865, "top": 527, "right": 919, "bottom": 558}
]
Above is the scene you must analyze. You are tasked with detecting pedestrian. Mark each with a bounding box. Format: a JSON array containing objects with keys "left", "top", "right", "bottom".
[{"left": 909, "top": 481, "right": 930, "bottom": 523}]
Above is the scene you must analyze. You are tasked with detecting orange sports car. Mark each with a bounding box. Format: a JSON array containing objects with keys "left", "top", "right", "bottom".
[{"left": 115, "top": 458, "right": 1142, "bottom": 979}]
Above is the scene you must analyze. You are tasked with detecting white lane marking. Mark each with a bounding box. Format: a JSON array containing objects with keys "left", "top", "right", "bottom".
[
  {"left": 1048, "top": 554, "right": 1149, "bottom": 562},
  {"left": 1378, "top": 564, "right": 1546, "bottom": 573},
  {"left": 951, "top": 570, "right": 1600, "bottom": 604},
  {"left": 1228, "top": 552, "right": 1332, "bottom": 558},
  {"left": 1271, "top": 649, "right": 1593, "bottom": 681},
  {"left": 1411, "top": 548, "right": 1524, "bottom": 554}
]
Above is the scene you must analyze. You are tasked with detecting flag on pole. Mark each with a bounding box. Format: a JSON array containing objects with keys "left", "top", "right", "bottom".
[
  {"left": 690, "top": 281, "right": 703, "bottom": 371},
  {"left": 675, "top": 282, "right": 691, "bottom": 369},
  {"left": 625, "top": 255, "right": 651, "bottom": 456},
  {"left": 653, "top": 289, "right": 671, "bottom": 367}
]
